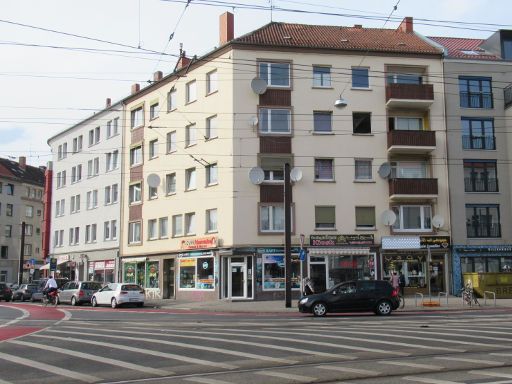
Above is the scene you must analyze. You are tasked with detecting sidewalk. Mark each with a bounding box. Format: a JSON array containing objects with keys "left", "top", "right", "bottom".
[{"left": 145, "top": 296, "right": 512, "bottom": 313}]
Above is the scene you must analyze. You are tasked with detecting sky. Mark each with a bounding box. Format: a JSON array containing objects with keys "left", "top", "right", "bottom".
[{"left": 1, "top": 0, "right": 511, "bottom": 167}]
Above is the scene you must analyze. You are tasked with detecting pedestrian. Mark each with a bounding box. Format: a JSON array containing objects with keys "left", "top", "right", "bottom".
[
  {"left": 303, "top": 277, "right": 315, "bottom": 296},
  {"left": 390, "top": 271, "right": 399, "bottom": 291},
  {"left": 398, "top": 271, "right": 405, "bottom": 297}
]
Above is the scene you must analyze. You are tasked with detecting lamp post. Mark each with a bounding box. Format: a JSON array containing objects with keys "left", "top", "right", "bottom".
[
  {"left": 284, "top": 163, "right": 292, "bottom": 308},
  {"left": 18, "top": 222, "right": 26, "bottom": 285}
]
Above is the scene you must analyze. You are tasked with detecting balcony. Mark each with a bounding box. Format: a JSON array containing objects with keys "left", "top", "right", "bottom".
[
  {"left": 464, "top": 177, "right": 498, "bottom": 193},
  {"left": 467, "top": 223, "right": 501, "bottom": 238},
  {"left": 387, "top": 130, "right": 436, "bottom": 154},
  {"left": 389, "top": 178, "right": 438, "bottom": 201},
  {"left": 460, "top": 92, "right": 493, "bottom": 109},
  {"left": 386, "top": 84, "right": 434, "bottom": 109}
]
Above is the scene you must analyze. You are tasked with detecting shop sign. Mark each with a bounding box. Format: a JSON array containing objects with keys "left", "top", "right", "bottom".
[
  {"left": 257, "top": 247, "right": 301, "bottom": 254},
  {"left": 310, "top": 234, "right": 374, "bottom": 246},
  {"left": 420, "top": 236, "right": 450, "bottom": 249},
  {"left": 455, "top": 246, "right": 512, "bottom": 254},
  {"left": 181, "top": 236, "right": 217, "bottom": 250},
  {"left": 57, "top": 254, "right": 69, "bottom": 264},
  {"left": 180, "top": 258, "right": 196, "bottom": 267},
  {"left": 94, "top": 261, "right": 105, "bottom": 270},
  {"left": 105, "top": 260, "right": 115, "bottom": 269},
  {"left": 178, "top": 251, "right": 213, "bottom": 257}
]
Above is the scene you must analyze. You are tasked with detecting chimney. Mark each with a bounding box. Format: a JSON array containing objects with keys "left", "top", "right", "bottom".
[
  {"left": 106, "top": 98, "right": 111, "bottom": 108},
  {"left": 220, "top": 12, "right": 234, "bottom": 45},
  {"left": 131, "top": 83, "right": 140, "bottom": 95},
  {"left": 354, "top": 24, "right": 362, "bottom": 28},
  {"left": 153, "top": 71, "right": 163, "bottom": 82},
  {"left": 18, "top": 156, "right": 26, "bottom": 169},
  {"left": 397, "top": 17, "right": 413, "bottom": 33},
  {"left": 176, "top": 50, "right": 191, "bottom": 71}
]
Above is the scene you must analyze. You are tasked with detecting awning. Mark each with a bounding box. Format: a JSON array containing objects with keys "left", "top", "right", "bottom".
[
  {"left": 39, "top": 263, "right": 50, "bottom": 270},
  {"left": 122, "top": 257, "right": 147, "bottom": 263},
  {"left": 308, "top": 248, "right": 370, "bottom": 256}
]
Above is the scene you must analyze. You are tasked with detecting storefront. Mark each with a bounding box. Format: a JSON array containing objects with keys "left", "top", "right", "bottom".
[
  {"left": 122, "top": 257, "right": 161, "bottom": 298},
  {"left": 88, "top": 260, "right": 115, "bottom": 284}
]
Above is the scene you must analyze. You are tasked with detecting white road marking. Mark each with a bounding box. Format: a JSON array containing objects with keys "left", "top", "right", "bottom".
[
  {"left": 0, "top": 305, "right": 30, "bottom": 327},
  {"left": 469, "top": 371, "right": 512, "bottom": 379},
  {"left": 0, "top": 379, "right": 14, "bottom": 384},
  {"left": 379, "top": 361, "right": 443, "bottom": 370},
  {"left": 255, "top": 370, "right": 316, "bottom": 382},
  {"left": 403, "top": 376, "right": 462, "bottom": 384},
  {"left": 317, "top": 365, "right": 380, "bottom": 376},
  {"left": 35, "top": 333, "right": 236, "bottom": 370},
  {"left": 490, "top": 353, "right": 512, "bottom": 357},
  {"left": 184, "top": 378, "right": 235, "bottom": 384},
  {"left": 8, "top": 339, "right": 171, "bottom": 376},
  {"left": 57, "top": 325, "right": 297, "bottom": 364},
  {"left": 434, "top": 356, "right": 504, "bottom": 366},
  {"left": 56, "top": 308, "right": 72, "bottom": 324},
  {"left": 0, "top": 351, "right": 99, "bottom": 383}
]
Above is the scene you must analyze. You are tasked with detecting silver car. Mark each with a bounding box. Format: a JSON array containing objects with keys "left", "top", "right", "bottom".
[{"left": 58, "top": 281, "right": 103, "bottom": 306}]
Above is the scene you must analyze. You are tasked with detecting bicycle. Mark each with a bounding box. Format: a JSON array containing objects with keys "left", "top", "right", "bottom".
[
  {"left": 461, "top": 286, "right": 480, "bottom": 307},
  {"left": 42, "top": 290, "right": 59, "bottom": 307}
]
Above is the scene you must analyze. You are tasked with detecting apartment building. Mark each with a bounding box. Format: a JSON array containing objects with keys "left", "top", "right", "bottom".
[
  {"left": 47, "top": 99, "right": 123, "bottom": 283},
  {"left": 0, "top": 156, "right": 45, "bottom": 283},
  {"left": 120, "top": 13, "right": 449, "bottom": 300},
  {"left": 429, "top": 31, "right": 512, "bottom": 293}
]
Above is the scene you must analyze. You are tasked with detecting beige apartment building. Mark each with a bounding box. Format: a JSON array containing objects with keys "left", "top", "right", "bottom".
[{"left": 120, "top": 14, "right": 450, "bottom": 300}]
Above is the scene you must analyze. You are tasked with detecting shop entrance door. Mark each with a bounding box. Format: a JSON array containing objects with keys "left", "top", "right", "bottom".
[
  {"left": 230, "top": 262, "right": 246, "bottom": 299},
  {"left": 163, "top": 259, "right": 175, "bottom": 299},
  {"left": 310, "top": 259, "right": 327, "bottom": 293}
]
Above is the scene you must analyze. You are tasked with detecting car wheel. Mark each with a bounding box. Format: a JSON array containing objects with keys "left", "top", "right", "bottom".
[
  {"left": 312, "top": 302, "right": 328, "bottom": 317},
  {"left": 91, "top": 297, "right": 98, "bottom": 307},
  {"left": 71, "top": 296, "right": 77, "bottom": 306},
  {"left": 375, "top": 300, "right": 392, "bottom": 316},
  {"left": 111, "top": 298, "right": 117, "bottom": 309}
]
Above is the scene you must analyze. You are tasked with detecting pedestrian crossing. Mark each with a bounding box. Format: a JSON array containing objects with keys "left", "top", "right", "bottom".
[{"left": 0, "top": 312, "right": 511, "bottom": 384}]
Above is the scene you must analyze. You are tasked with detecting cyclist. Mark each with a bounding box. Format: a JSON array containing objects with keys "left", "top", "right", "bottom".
[{"left": 43, "top": 275, "right": 58, "bottom": 303}]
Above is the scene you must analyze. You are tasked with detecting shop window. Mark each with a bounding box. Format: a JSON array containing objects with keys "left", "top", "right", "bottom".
[
  {"left": 123, "top": 263, "right": 136, "bottom": 283},
  {"left": 146, "top": 262, "right": 159, "bottom": 288},
  {"left": 262, "top": 254, "right": 300, "bottom": 290},
  {"left": 179, "top": 256, "right": 214, "bottom": 290}
]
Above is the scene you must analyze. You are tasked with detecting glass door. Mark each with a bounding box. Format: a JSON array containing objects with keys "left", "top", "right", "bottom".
[
  {"left": 230, "top": 260, "right": 246, "bottom": 299},
  {"left": 309, "top": 256, "right": 327, "bottom": 293}
]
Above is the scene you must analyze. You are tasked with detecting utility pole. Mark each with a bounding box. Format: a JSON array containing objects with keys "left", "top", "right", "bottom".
[
  {"left": 284, "top": 163, "right": 292, "bottom": 308},
  {"left": 18, "top": 221, "right": 26, "bottom": 285}
]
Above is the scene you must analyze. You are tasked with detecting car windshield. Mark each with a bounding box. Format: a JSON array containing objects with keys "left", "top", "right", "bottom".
[
  {"left": 81, "top": 282, "right": 102, "bottom": 290},
  {"left": 121, "top": 284, "right": 141, "bottom": 291},
  {"left": 27, "top": 284, "right": 38, "bottom": 289}
]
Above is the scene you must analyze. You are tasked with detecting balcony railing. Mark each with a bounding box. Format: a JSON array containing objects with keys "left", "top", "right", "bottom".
[
  {"left": 464, "top": 177, "right": 498, "bottom": 192},
  {"left": 460, "top": 92, "right": 493, "bottom": 109},
  {"left": 466, "top": 223, "right": 501, "bottom": 238},
  {"left": 386, "top": 83, "right": 434, "bottom": 102},
  {"left": 387, "top": 130, "right": 436, "bottom": 148},
  {"left": 389, "top": 178, "right": 438, "bottom": 196},
  {"left": 462, "top": 135, "right": 496, "bottom": 150}
]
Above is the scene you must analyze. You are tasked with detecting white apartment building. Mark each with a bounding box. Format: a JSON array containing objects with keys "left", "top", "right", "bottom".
[{"left": 47, "top": 99, "right": 123, "bottom": 283}]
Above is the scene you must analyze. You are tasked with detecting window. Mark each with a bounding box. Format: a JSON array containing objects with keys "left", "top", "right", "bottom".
[
  {"left": 148, "top": 219, "right": 157, "bottom": 240},
  {"left": 185, "top": 212, "right": 196, "bottom": 235},
  {"left": 167, "top": 89, "right": 177, "bottom": 111},
  {"left": 355, "top": 207, "right": 376, "bottom": 229},
  {"left": 206, "top": 209, "right": 217, "bottom": 233},
  {"left": 70, "top": 195, "right": 80, "bottom": 213},
  {"left": 4, "top": 225, "right": 12, "bottom": 238},
  {"left": 104, "top": 221, "right": 111, "bottom": 240},
  {"left": 58, "top": 143, "right": 68, "bottom": 159},
  {"left": 172, "top": 214, "right": 183, "bottom": 237},
  {"left": 111, "top": 184, "right": 118, "bottom": 203},
  {"left": 85, "top": 224, "right": 97, "bottom": 243},
  {"left": 185, "top": 123, "right": 197, "bottom": 147},
  {"left": 104, "top": 220, "right": 117, "bottom": 240},
  {"left": 150, "top": 102, "right": 160, "bottom": 120},
  {"left": 185, "top": 168, "right": 196, "bottom": 191},
  {"left": 392, "top": 205, "right": 432, "bottom": 232},
  {"left": 94, "top": 126, "right": 100, "bottom": 144},
  {"left": 93, "top": 157, "right": 99, "bottom": 176},
  {"left": 390, "top": 117, "right": 423, "bottom": 131},
  {"left": 186, "top": 80, "right": 197, "bottom": 103},
  {"left": 179, "top": 256, "right": 214, "bottom": 290},
  {"left": 54, "top": 230, "right": 64, "bottom": 247},
  {"left": 106, "top": 150, "right": 119, "bottom": 171},
  {"left": 313, "top": 111, "right": 332, "bottom": 133},
  {"left": 461, "top": 118, "right": 495, "bottom": 150},
  {"left": 55, "top": 199, "right": 65, "bottom": 217},
  {"left": 131, "top": 107, "right": 144, "bottom": 129},
  {"left": 315, "top": 206, "right": 335, "bottom": 229},
  {"left": 466, "top": 204, "right": 501, "bottom": 238},
  {"left": 86, "top": 190, "right": 98, "bottom": 209},
  {"left": 128, "top": 222, "right": 141, "bottom": 244},
  {"left": 159, "top": 217, "right": 168, "bottom": 238},
  {"left": 355, "top": 159, "right": 372, "bottom": 180},
  {"left": 104, "top": 184, "right": 118, "bottom": 204},
  {"left": 24, "top": 244, "right": 32, "bottom": 256},
  {"left": 205, "top": 115, "right": 217, "bottom": 140},
  {"left": 6, "top": 184, "right": 14, "bottom": 195},
  {"left": 313, "top": 66, "right": 331, "bottom": 87},
  {"left": 206, "top": 70, "right": 218, "bottom": 94},
  {"left": 459, "top": 76, "right": 493, "bottom": 108},
  {"left": 149, "top": 185, "right": 158, "bottom": 200},
  {"left": 260, "top": 204, "right": 285, "bottom": 232},
  {"left": 107, "top": 118, "right": 119, "bottom": 138},
  {"left": 464, "top": 161, "right": 498, "bottom": 193},
  {"left": 1, "top": 246, "right": 7, "bottom": 259},
  {"left": 69, "top": 227, "right": 80, "bottom": 245},
  {"left": 25, "top": 205, "right": 34, "bottom": 217},
  {"left": 206, "top": 164, "right": 218, "bottom": 186},
  {"left": 352, "top": 67, "right": 369, "bottom": 88},
  {"left": 129, "top": 183, "right": 142, "bottom": 204},
  {"left": 149, "top": 139, "right": 158, "bottom": 159},
  {"left": 166, "top": 173, "right": 176, "bottom": 195},
  {"left": 264, "top": 170, "right": 284, "bottom": 182},
  {"left": 57, "top": 171, "right": 66, "bottom": 188},
  {"left": 25, "top": 225, "right": 33, "bottom": 236},
  {"left": 387, "top": 73, "right": 422, "bottom": 84},
  {"left": 259, "top": 108, "right": 291, "bottom": 134},
  {"left": 73, "top": 135, "right": 83, "bottom": 153},
  {"left": 315, "top": 159, "right": 334, "bottom": 181},
  {"left": 71, "top": 164, "right": 82, "bottom": 183},
  {"left": 166, "top": 131, "right": 177, "bottom": 153},
  {"left": 258, "top": 62, "right": 290, "bottom": 87},
  {"left": 6, "top": 203, "right": 13, "bottom": 216},
  {"left": 353, "top": 113, "right": 372, "bottom": 134},
  {"left": 88, "top": 129, "right": 94, "bottom": 146},
  {"left": 37, "top": 209, "right": 42, "bottom": 216},
  {"left": 263, "top": 254, "right": 300, "bottom": 290},
  {"left": 130, "top": 145, "right": 143, "bottom": 166}
]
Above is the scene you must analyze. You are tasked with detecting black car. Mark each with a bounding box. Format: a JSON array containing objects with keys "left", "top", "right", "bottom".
[
  {"left": 298, "top": 280, "right": 400, "bottom": 316},
  {"left": 0, "top": 283, "right": 13, "bottom": 301}
]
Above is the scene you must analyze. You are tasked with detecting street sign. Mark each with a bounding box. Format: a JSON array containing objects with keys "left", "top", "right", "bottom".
[
  {"left": 299, "top": 249, "right": 306, "bottom": 261},
  {"left": 50, "top": 257, "right": 57, "bottom": 272}
]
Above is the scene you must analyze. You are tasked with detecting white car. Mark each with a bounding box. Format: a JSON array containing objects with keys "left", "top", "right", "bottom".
[{"left": 91, "top": 283, "right": 145, "bottom": 308}]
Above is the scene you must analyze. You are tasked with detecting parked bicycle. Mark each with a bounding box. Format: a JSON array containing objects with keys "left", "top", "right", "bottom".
[{"left": 460, "top": 283, "right": 480, "bottom": 307}]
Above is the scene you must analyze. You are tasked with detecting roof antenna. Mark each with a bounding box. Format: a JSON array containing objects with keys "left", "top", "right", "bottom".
[
  {"left": 269, "top": 0, "right": 273, "bottom": 22},
  {"left": 138, "top": 0, "right": 142, "bottom": 49}
]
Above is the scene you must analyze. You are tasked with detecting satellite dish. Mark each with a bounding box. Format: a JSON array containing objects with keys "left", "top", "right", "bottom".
[
  {"left": 250, "top": 116, "right": 259, "bottom": 127},
  {"left": 380, "top": 210, "right": 397, "bottom": 226},
  {"left": 251, "top": 77, "right": 268, "bottom": 95},
  {"left": 432, "top": 215, "right": 445, "bottom": 229},
  {"left": 248, "top": 167, "right": 265, "bottom": 185},
  {"left": 290, "top": 167, "right": 303, "bottom": 182},
  {"left": 378, "top": 162, "right": 391, "bottom": 179},
  {"left": 147, "top": 174, "right": 161, "bottom": 188}
]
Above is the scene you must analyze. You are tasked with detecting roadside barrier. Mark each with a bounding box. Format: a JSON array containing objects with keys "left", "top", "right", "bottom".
[{"left": 483, "top": 290, "right": 496, "bottom": 307}]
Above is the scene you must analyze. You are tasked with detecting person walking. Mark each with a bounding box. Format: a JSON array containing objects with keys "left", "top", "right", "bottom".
[
  {"left": 390, "top": 271, "right": 400, "bottom": 290},
  {"left": 398, "top": 271, "right": 406, "bottom": 297}
]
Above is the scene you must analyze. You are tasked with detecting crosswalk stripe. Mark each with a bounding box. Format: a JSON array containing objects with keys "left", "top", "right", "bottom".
[
  {"left": 34, "top": 333, "right": 236, "bottom": 370},
  {"left": 8, "top": 339, "right": 172, "bottom": 376},
  {"left": 403, "top": 376, "right": 462, "bottom": 384},
  {"left": 379, "top": 361, "right": 443, "bottom": 370},
  {"left": 317, "top": 365, "right": 380, "bottom": 376},
  {"left": 0, "top": 351, "right": 99, "bottom": 383},
  {"left": 255, "top": 371, "right": 316, "bottom": 382},
  {"left": 469, "top": 371, "right": 512, "bottom": 379},
  {"left": 57, "top": 325, "right": 297, "bottom": 365},
  {"left": 490, "top": 353, "right": 512, "bottom": 357},
  {"left": 0, "top": 379, "right": 15, "bottom": 384},
  {"left": 184, "top": 378, "right": 235, "bottom": 384},
  {"left": 434, "top": 356, "right": 504, "bottom": 366}
]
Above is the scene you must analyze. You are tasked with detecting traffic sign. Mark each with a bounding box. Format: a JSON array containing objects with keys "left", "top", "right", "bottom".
[
  {"left": 50, "top": 257, "right": 57, "bottom": 271},
  {"left": 299, "top": 249, "right": 307, "bottom": 261}
]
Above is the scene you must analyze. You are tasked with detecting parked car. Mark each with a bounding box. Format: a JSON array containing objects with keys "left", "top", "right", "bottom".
[
  {"left": 12, "top": 283, "right": 38, "bottom": 301},
  {"left": 298, "top": 280, "right": 400, "bottom": 316},
  {"left": 58, "top": 281, "right": 103, "bottom": 306},
  {"left": 31, "top": 278, "right": 69, "bottom": 302},
  {"left": 0, "top": 283, "right": 13, "bottom": 301},
  {"left": 8, "top": 283, "right": 19, "bottom": 291},
  {"left": 91, "top": 283, "right": 145, "bottom": 308}
]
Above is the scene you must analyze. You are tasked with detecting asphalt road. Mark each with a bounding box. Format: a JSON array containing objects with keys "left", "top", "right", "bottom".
[{"left": 1, "top": 303, "right": 512, "bottom": 384}]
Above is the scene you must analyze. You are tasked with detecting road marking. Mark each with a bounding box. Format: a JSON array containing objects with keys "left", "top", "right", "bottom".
[
  {"left": 8, "top": 339, "right": 171, "bottom": 376},
  {"left": 469, "top": 371, "right": 512, "bottom": 379},
  {"left": 403, "top": 376, "right": 462, "bottom": 384},
  {"left": 0, "top": 379, "right": 14, "bottom": 384},
  {"left": 184, "top": 378, "right": 235, "bottom": 384},
  {"left": 57, "top": 326, "right": 297, "bottom": 364},
  {"left": 56, "top": 309, "right": 72, "bottom": 325},
  {"left": 35, "top": 333, "right": 237, "bottom": 370},
  {"left": 0, "top": 351, "right": 99, "bottom": 383},
  {"left": 0, "top": 305, "right": 30, "bottom": 327},
  {"left": 434, "top": 356, "right": 504, "bottom": 366},
  {"left": 490, "top": 353, "right": 512, "bottom": 356},
  {"left": 317, "top": 365, "right": 380, "bottom": 376},
  {"left": 255, "top": 371, "right": 316, "bottom": 382},
  {"left": 379, "top": 361, "right": 443, "bottom": 370}
]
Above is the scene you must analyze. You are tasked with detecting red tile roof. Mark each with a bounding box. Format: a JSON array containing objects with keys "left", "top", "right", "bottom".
[
  {"left": 428, "top": 36, "right": 500, "bottom": 60},
  {"left": 233, "top": 22, "right": 442, "bottom": 55}
]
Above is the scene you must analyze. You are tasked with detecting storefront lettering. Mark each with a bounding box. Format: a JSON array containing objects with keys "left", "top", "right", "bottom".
[
  {"left": 495, "top": 286, "right": 512, "bottom": 295},
  {"left": 181, "top": 236, "right": 217, "bottom": 250},
  {"left": 420, "top": 236, "right": 451, "bottom": 249},
  {"left": 309, "top": 234, "right": 374, "bottom": 246},
  {"left": 455, "top": 246, "right": 512, "bottom": 254}
]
